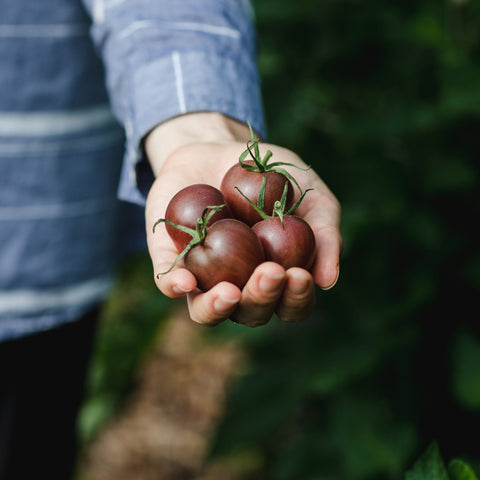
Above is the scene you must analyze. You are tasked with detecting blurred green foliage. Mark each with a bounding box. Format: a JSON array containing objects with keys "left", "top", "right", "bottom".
[
  {"left": 78, "top": 254, "right": 171, "bottom": 444},
  {"left": 206, "top": 0, "right": 480, "bottom": 478},
  {"left": 80, "top": 0, "right": 480, "bottom": 478},
  {"left": 406, "top": 442, "right": 478, "bottom": 480}
]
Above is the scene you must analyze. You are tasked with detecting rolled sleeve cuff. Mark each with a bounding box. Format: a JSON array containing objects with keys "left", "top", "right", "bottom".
[{"left": 117, "top": 50, "right": 266, "bottom": 206}]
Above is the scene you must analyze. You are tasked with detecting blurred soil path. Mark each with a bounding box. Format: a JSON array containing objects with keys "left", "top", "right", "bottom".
[{"left": 77, "top": 302, "right": 249, "bottom": 480}]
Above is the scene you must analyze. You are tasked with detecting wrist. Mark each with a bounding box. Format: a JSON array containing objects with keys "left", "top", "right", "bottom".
[{"left": 144, "top": 112, "right": 252, "bottom": 176}]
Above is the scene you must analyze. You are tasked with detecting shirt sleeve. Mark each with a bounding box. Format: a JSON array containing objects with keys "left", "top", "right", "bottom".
[{"left": 81, "top": 0, "right": 266, "bottom": 205}]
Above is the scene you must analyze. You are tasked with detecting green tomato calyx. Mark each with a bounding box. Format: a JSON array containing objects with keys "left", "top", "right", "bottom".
[
  {"left": 152, "top": 204, "right": 225, "bottom": 277},
  {"left": 239, "top": 121, "right": 310, "bottom": 195}
]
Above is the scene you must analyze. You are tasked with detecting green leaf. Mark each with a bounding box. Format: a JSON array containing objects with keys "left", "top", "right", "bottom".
[
  {"left": 405, "top": 442, "right": 450, "bottom": 480},
  {"left": 451, "top": 330, "right": 480, "bottom": 410},
  {"left": 448, "top": 459, "right": 479, "bottom": 480}
]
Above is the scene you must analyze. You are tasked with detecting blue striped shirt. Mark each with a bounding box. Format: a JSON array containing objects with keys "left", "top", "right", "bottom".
[{"left": 0, "top": 0, "right": 265, "bottom": 341}]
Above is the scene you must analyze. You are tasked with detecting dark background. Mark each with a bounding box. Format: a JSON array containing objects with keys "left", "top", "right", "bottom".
[
  {"left": 79, "top": 1, "right": 480, "bottom": 478},
  {"left": 210, "top": 0, "right": 480, "bottom": 476}
]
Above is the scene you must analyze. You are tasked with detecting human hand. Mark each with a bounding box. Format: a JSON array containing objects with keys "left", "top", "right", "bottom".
[{"left": 145, "top": 114, "right": 342, "bottom": 327}]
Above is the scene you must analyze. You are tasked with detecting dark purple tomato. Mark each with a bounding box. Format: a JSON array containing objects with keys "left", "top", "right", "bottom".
[
  {"left": 165, "top": 184, "right": 232, "bottom": 252},
  {"left": 252, "top": 216, "right": 316, "bottom": 271},
  {"left": 220, "top": 160, "right": 294, "bottom": 226},
  {"left": 185, "top": 218, "right": 265, "bottom": 291}
]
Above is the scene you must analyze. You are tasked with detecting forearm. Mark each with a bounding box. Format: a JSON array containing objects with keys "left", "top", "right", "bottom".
[{"left": 144, "top": 113, "right": 252, "bottom": 176}]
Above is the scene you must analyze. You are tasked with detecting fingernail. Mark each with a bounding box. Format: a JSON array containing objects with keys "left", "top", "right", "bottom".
[
  {"left": 259, "top": 272, "right": 286, "bottom": 292},
  {"left": 172, "top": 284, "right": 192, "bottom": 295},
  {"left": 321, "top": 264, "right": 340, "bottom": 291},
  {"left": 289, "top": 273, "right": 311, "bottom": 295},
  {"left": 213, "top": 296, "right": 239, "bottom": 312}
]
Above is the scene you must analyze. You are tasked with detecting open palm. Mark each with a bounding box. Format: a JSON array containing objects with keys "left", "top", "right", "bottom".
[{"left": 145, "top": 140, "right": 342, "bottom": 327}]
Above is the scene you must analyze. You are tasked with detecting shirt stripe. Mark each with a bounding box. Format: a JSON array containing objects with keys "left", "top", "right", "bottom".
[
  {"left": 0, "top": 105, "right": 117, "bottom": 137},
  {"left": 0, "top": 24, "right": 89, "bottom": 38},
  {"left": 92, "top": 0, "right": 106, "bottom": 23},
  {"left": 118, "top": 20, "right": 241, "bottom": 40},
  {"left": 172, "top": 51, "right": 187, "bottom": 113},
  {"left": 0, "top": 276, "right": 113, "bottom": 315},
  {"left": 0, "top": 130, "right": 123, "bottom": 156},
  {"left": 0, "top": 198, "right": 116, "bottom": 221}
]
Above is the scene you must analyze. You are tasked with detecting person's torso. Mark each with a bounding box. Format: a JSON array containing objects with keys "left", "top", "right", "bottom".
[{"left": 0, "top": 0, "right": 144, "bottom": 341}]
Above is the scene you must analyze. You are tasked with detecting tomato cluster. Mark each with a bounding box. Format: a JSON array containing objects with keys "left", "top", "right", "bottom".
[{"left": 153, "top": 126, "right": 316, "bottom": 291}]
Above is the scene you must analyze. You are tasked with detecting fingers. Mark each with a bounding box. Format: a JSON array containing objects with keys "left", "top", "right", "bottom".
[
  {"left": 296, "top": 185, "right": 342, "bottom": 291},
  {"left": 155, "top": 266, "right": 197, "bottom": 298},
  {"left": 312, "top": 225, "right": 342, "bottom": 290},
  {"left": 186, "top": 282, "right": 242, "bottom": 326},
  {"left": 275, "top": 268, "right": 316, "bottom": 322},
  {"left": 183, "top": 263, "right": 316, "bottom": 328},
  {"left": 228, "top": 264, "right": 316, "bottom": 326},
  {"left": 183, "top": 262, "right": 285, "bottom": 327},
  {"left": 229, "top": 262, "right": 287, "bottom": 327}
]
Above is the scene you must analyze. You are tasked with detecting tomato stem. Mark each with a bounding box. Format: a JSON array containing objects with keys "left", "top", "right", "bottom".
[
  {"left": 286, "top": 188, "right": 314, "bottom": 216},
  {"left": 273, "top": 200, "right": 285, "bottom": 228},
  {"left": 237, "top": 178, "right": 314, "bottom": 230},
  {"left": 153, "top": 204, "right": 226, "bottom": 277},
  {"left": 152, "top": 218, "right": 197, "bottom": 237},
  {"left": 234, "top": 179, "right": 270, "bottom": 221},
  {"left": 239, "top": 121, "right": 310, "bottom": 195}
]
